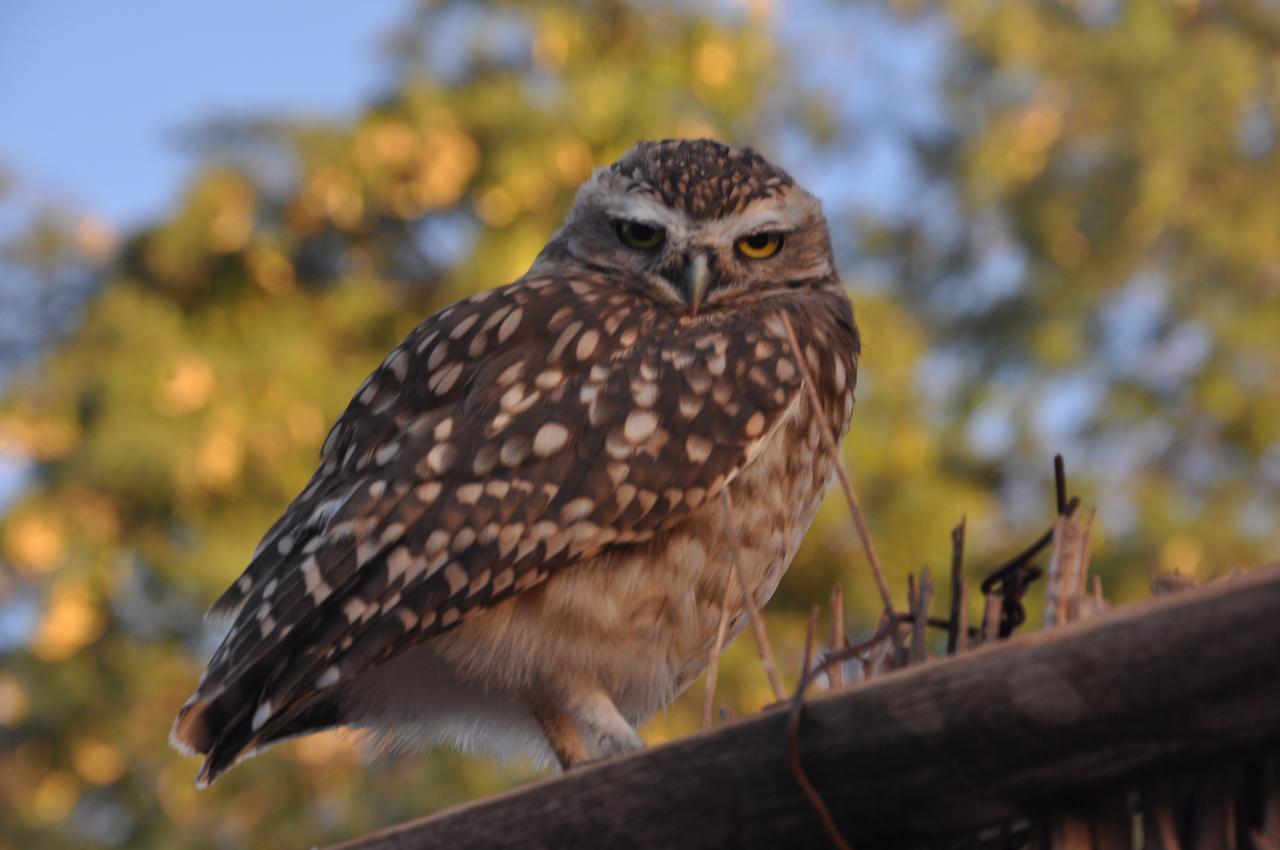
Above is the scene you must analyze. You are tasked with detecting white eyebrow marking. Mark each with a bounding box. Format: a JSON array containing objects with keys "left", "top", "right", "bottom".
[
  {"left": 697, "top": 196, "right": 811, "bottom": 242},
  {"left": 604, "top": 195, "right": 692, "bottom": 237}
]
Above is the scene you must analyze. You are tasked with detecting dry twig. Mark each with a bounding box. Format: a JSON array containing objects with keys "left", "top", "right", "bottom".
[
  {"left": 702, "top": 568, "right": 736, "bottom": 730},
  {"left": 829, "top": 583, "right": 845, "bottom": 688},
  {"left": 779, "top": 615, "right": 906, "bottom": 850},
  {"left": 982, "top": 593, "right": 1003, "bottom": 643},
  {"left": 778, "top": 312, "right": 896, "bottom": 624},
  {"left": 911, "top": 568, "right": 934, "bottom": 664},
  {"left": 802, "top": 605, "right": 819, "bottom": 679},
  {"left": 786, "top": 608, "right": 857, "bottom": 850},
  {"left": 720, "top": 489, "right": 787, "bottom": 703},
  {"left": 947, "top": 518, "right": 966, "bottom": 655},
  {"left": 955, "top": 577, "right": 970, "bottom": 652}
]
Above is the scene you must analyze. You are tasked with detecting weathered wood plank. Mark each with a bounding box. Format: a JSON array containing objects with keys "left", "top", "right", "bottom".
[{"left": 325, "top": 564, "right": 1280, "bottom": 850}]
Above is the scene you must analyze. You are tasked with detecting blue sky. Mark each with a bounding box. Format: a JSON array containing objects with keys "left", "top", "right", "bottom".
[
  {"left": 0, "top": 0, "right": 409, "bottom": 515},
  {"left": 0, "top": 0, "right": 410, "bottom": 228}
]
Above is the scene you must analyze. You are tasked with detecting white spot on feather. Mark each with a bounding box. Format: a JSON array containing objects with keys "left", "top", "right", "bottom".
[
  {"left": 301, "top": 556, "right": 332, "bottom": 602},
  {"left": 624, "top": 410, "right": 658, "bottom": 443},
  {"left": 533, "top": 423, "right": 569, "bottom": 458},
  {"left": 251, "top": 701, "right": 273, "bottom": 731},
  {"left": 375, "top": 441, "right": 401, "bottom": 465},
  {"left": 497, "top": 307, "right": 523, "bottom": 343}
]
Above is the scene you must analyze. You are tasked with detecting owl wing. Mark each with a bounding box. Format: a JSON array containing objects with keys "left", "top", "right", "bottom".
[{"left": 173, "top": 274, "right": 850, "bottom": 785}]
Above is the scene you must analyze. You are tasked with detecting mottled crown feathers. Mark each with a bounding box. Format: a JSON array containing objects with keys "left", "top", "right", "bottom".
[{"left": 609, "top": 139, "right": 796, "bottom": 220}]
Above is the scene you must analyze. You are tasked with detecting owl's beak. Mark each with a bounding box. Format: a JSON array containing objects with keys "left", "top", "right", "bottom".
[{"left": 685, "top": 253, "right": 711, "bottom": 315}]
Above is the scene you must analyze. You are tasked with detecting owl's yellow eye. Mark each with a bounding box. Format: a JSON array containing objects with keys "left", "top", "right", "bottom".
[
  {"left": 614, "top": 220, "right": 665, "bottom": 250},
  {"left": 735, "top": 232, "right": 784, "bottom": 259}
]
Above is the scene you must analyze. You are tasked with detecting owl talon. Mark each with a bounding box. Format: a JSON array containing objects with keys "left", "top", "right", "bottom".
[
  {"left": 571, "top": 687, "right": 644, "bottom": 761},
  {"left": 534, "top": 704, "right": 591, "bottom": 770}
]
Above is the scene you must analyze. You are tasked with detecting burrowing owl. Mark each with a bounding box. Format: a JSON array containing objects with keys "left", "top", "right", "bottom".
[{"left": 171, "top": 139, "right": 859, "bottom": 785}]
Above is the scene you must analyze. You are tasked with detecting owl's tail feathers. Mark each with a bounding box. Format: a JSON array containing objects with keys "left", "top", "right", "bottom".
[
  {"left": 170, "top": 679, "right": 341, "bottom": 788},
  {"left": 169, "top": 680, "right": 253, "bottom": 787}
]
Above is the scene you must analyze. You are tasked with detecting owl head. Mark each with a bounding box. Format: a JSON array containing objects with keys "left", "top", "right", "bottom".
[{"left": 543, "top": 139, "right": 838, "bottom": 314}]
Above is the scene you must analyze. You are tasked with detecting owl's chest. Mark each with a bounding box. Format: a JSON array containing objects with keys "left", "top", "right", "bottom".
[
  {"left": 432, "top": 393, "right": 839, "bottom": 726},
  {"left": 522, "top": 396, "right": 834, "bottom": 713},
  {"left": 659, "top": 398, "right": 834, "bottom": 683}
]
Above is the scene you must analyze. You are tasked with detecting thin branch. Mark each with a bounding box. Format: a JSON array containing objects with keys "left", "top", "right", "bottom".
[
  {"left": 788, "top": 607, "right": 855, "bottom": 848},
  {"left": 947, "top": 517, "right": 967, "bottom": 655},
  {"left": 720, "top": 489, "right": 787, "bottom": 703},
  {"left": 829, "top": 583, "right": 845, "bottom": 688},
  {"left": 702, "top": 568, "right": 736, "bottom": 730},
  {"left": 1054, "top": 454, "right": 1068, "bottom": 515},
  {"left": 911, "top": 567, "right": 933, "bottom": 665},
  {"left": 802, "top": 605, "right": 820, "bottom": 684},
  {"left": 982, "top": 593, "right": 1003, "bottom": 643},
  {"left": 786, "top": 706, "right": 855, "bottom": 850},
  {"left": 1089, "top": 574, "right": 1107, "bottom": 618},
  {"left": 816, "top": 620, "right": 897, "bottom": 678},
  {"left": 778, "top": 311, "right": 896, "bottom": 624},
  {"left": 980, "top": 495, "right": 1078, "bottom": 597},
  {"left": 778, "top": 616, "right": 906, "bottom": 850},
  {"left": 1073, "top": 507, "right": 1097, "bottom": 621},
  {"left": 860, "top": 612, "right": 900, "bottom": 680}
]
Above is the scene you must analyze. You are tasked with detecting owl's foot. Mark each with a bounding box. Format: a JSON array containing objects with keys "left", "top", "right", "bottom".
[
  {"left": 574, "top": 687, "right": 644, "bottom": 762},
  {"left": 534, "top": 688, "right": 643, "bottom": 770}
]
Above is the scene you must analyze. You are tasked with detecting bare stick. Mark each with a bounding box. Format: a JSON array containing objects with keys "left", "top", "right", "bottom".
[
  {"left": 956, "top": 577, "right": 971, "bottom": 652},
  {"left": 702, "top": 569, "right": 736, "bottom": 731},
  {"left": 829, "top": 583, "right": 845, "bottom": 689},
  {"left": 1044, "top": 515, "right": 1081, "bottom": 627},
  {"left": 1090, "top": 574, "right": 1107, "bottom": 617},
  {"left": 982, "top": 593, "right": 1003, "bottom": 643},
  {"left": 911, "top": 567, "right": 933, "bottom": 665},
  {"left": 786, "top": 713, "right": 855, "bottom": 850},
  {"left": 802, "top": 605, "right": 819, "bottom": 683},
  {"left": 778, "top": 311, "right": 896, "bottom": 623},
  {"left": 720, "top": 489, "right": 787, "bottom": 703},
  {"left": 1054, "top": 454, "right": 1068, "bottom": 515},
  {"left": 948, "top": 518, "right": 966, "bottom": 655},
  {"left": 862, "top": 612, "right": 898, "bottom": 680},
  {"left": 1072, "top": 507, "right": 1096, "bottom": 622},
  {"left": 813, "top": 619, "right": 896, "bottom": 686},
  {"left": 783, "top": 604, "right": 875, "bottom": 850}
]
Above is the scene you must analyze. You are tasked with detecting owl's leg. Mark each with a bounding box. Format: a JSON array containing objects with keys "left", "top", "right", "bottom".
[
  {"left": 569, "top": 687, "right": 644, "bottom": 761},
  {"left": 533, "top": 704, "right": 590, "bottom": 770}
]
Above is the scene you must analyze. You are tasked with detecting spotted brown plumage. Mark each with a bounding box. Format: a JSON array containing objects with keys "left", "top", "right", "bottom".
[
  {"left": 610, "top": 139, "right": 795, "bottom": 219},
  {"left": 171, "top": 138, "right": 860, "bottom": 785}
]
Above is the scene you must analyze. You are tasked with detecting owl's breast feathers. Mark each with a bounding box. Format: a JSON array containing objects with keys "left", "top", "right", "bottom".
[{"left": 171, "top": 271, "right": 857, "bottom": 785}]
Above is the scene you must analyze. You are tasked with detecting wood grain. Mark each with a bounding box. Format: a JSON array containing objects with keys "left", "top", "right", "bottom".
[{"left": 326, "top": 564, "right": 1280, "bottom": 850}]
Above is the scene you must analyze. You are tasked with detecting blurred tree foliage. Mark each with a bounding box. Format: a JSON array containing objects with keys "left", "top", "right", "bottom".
[{"left": 1, "top": 1, "right": 1277, "bottom": 847}]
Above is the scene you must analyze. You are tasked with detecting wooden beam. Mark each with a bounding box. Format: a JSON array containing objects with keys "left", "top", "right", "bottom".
[{"left": 325, "top": 564, "right": 1280, "bottom": 850}]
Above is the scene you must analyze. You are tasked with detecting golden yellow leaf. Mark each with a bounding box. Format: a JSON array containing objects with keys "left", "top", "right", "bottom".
[
  {"left": 71, "top": 739, "right": 126, "bottom": 785},
  {"left": 4, "top": 513, "right": 64, "bottom": 574},
  {"left": 32, "top": 583, "right": 104, "bottom": 662},
  {"left": 0, "top": 674, "right": 29, "bottom": 726},
  {"left": 29, "top": 772, "right": 77, "bottom": 825}
]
